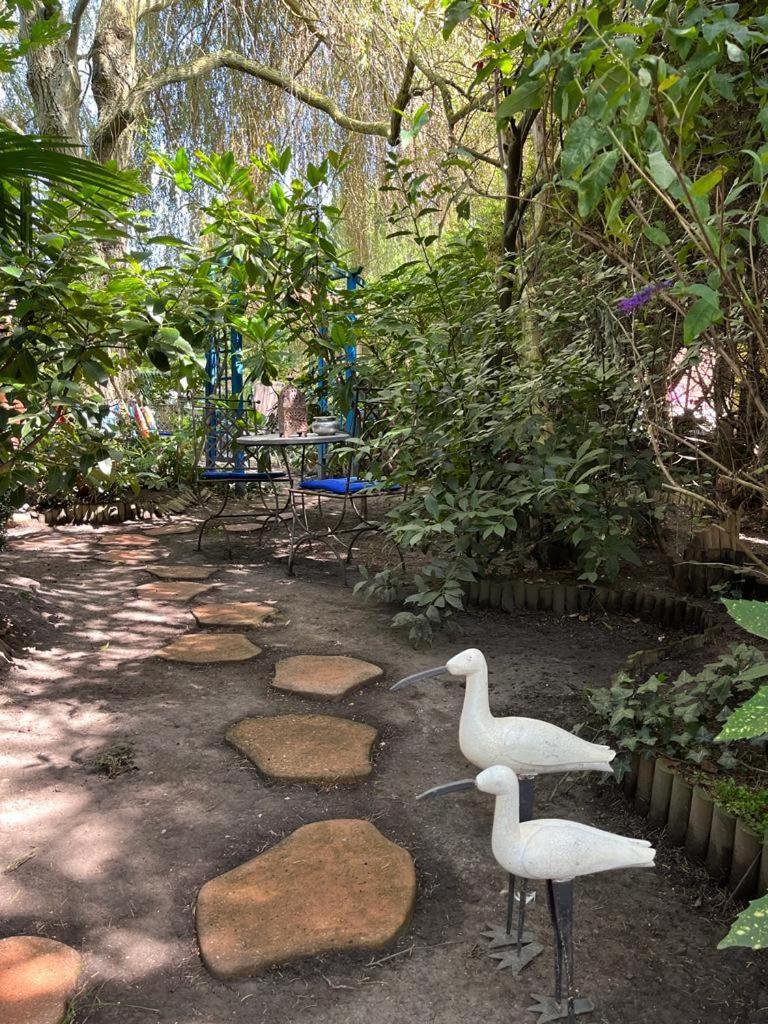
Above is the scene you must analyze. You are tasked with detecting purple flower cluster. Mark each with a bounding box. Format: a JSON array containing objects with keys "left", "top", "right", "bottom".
[{"left": 617, "top": 279, "right": 673, "bottom": 315}]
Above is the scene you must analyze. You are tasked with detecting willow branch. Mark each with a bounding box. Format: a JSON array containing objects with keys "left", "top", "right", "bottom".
[
  {"left": 67, "top": 0, "right": 90, "bottom": 56},
  {"left": 137, "top": 0, "right": 183, "bottom": 18},
  {"left": 93, "top": 49, "right": 392, "bottom": 155},
  {"left": 389, "top": 57, "right": 416, "bottom": 145},
  {"left": 0, "top": 114, "right": 23, "bottom": 133}
]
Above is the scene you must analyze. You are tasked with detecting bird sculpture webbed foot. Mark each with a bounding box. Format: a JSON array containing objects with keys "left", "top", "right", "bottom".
[
  {"left": 489, "top": 941, "right": 544, "bottom": 973},
  {"left": 481, "top": 923, "right": 535, "bottom": 949},
  {"left": 527, "top": 994, "right": 595, "bottom": 1023}
]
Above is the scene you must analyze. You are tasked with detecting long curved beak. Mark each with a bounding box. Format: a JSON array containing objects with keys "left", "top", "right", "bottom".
[
  {"left": 416, "top": 778, "right": 475, "bottom": 800},
  {"left": 391, "top": 665, "right": 448, "bottom": 691}
]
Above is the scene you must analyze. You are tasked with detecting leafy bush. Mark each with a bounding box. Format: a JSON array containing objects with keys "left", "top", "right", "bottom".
[
  {"left": 352, "top": 207, "right": 665, "bottom": 640},
  {"left": 715, "top": 600, "right": 768, "bottom": 952},
  {"left": 711, "top": 779, "right": 768, "bottom": 835},
  {"left": 584, "top": 644, "right": 768, "bottom": 780}
]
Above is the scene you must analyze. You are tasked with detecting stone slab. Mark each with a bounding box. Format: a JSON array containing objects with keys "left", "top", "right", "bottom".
[
  {"left": 196, "top": 819, "right": 415, "bottom": 979},
  {"left": 192, "top": 602, "right": 277, "bottom": 628},
  {"left": 145, "top": 564, "right": 218, "bottom": 581},
  {"left": 98, "top": 550, "right": 157, "bottom": 566},
  {"left": 0, "top": 936, "right": 83, "bottom": 1024},
  {"left": 272, "top": 655, "right": 384, "bottom": 701},
  {"left": 157, "top": 633, "right": 261, "bottom": 663},
  {"left": 142, "top": 524, "right": 200, "bottom": 537},
  {"left": 223, "top": 522, "right": 268, "bottom": 534},
  {"left": 226, "top": 714, "right": 377, "bottom": 782},
  {"left": 97, "top": 533, "right": 158, "bottom": 548},
  {"left": 136, "top": 581, "right": 214, "bottom": 602}
]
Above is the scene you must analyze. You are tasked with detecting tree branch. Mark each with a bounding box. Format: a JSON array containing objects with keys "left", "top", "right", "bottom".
[
  {"left": 68, "top": 0, "right": 91, "bottom": 56},
  {"left": 0, "top": 114, "right": 23, "bottom": 133},
  {"left": 137, "top": 0, "right": 184, "bottom": 20},
  {"left": 93, "top": 48, "right": 392, "bottom": 157},
  {"left": 388, "top": 57, "right": 416, "bottom": 146}
]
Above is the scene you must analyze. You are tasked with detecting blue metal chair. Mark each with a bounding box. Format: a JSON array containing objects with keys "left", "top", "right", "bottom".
[{"left": 196, "top": 325, "right": 288, "bottom": 550}]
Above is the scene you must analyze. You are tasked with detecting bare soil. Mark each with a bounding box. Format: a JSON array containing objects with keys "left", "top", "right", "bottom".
[{"left": 1, "top": 521, "right": 766, "bottom": 1024}]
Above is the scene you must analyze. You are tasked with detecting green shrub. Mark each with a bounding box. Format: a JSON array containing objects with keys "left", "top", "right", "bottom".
[{"left": 584, "top": 644, "right": 768, "bottom": 780}]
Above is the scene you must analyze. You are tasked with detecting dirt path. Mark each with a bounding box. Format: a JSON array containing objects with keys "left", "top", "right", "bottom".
[{"left": 0, "top": 524, "right": 764, "bottom": 1024}]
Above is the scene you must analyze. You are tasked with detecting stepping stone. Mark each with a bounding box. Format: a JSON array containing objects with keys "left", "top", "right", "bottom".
[
  {"left": 0, "top": 936, "right": 83, "bottom": 1024},
  {"left": 192, "top": 602, "right": 276, "bottom": 627},
  {"left": 196, "top": 819, "right": 416, "bottom": 979},
  {"left": 226, "top": 714, "right": 378, "bottom": 782},
  {"left": 137, "top": 581, "right": 214, "bottom": 602},
  {"left": 223, "top": 522, "right": 265, "bottom": 534},
  {"left": 272, "top": 655, "right": 384, "bottom": 701},
  {"left": 98, "top": 550, "right": 158, "bottom": 566},
  {"left": 157, "top": 633, "right": 261, "bottom": 663},
  {"left": 98, "top": 533, "right": 158, "bottom": 548},
  {"left": 145, "top": 564, "right": 218, "bottom": 581},
  {"left": 223, "top": 516, "right": 290, "bottom": 533},
  {"left": 142, "top": 524, "right": 200, "bottom": 537}
]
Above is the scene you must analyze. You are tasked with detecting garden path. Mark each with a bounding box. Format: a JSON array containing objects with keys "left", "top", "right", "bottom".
[{"left": 0, "top": 521, "right": 764, "bottom": 1024}]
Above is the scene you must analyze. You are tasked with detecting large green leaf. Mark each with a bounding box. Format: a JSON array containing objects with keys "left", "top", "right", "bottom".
[
  {"left": 647, "top": 149, "right": 677, "bottom": 190},
  {"left": 683, "top": 288, "right": 721, "bottom": 343},
  {"left": 496, "top": 80, "right": 544, "bottom": 123},
  {"left": 561, "top": 117, "right": 608, "bottom": 178},
  {"left": 718, "top": 893, "right": 768, "bottom": 950},
  {"left": 716, "top": 686, "right": 768, "bottom": 740},
  {"left": 577, "top": 149, "right": 619, "bottom": 217},
  {"left": 0, "top": 131, "right": 137, "bottom": 196},
  {"left": 723, "top": 599, "right": 768, "bottom": 640}
]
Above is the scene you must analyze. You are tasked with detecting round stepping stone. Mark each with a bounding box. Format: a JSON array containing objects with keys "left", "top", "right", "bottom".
[
  {"left": 157, "top": 632, "right": 261, "bottom": 663},
  {"left": 196, "top": 819, "right": 416, "bottom": 979},
  {"left": 137, "top": 581, "right": 214, "bottom": 602},
  {"left": 98, "top": 533, "right": 158, "bottom": 548},
  {"left": 145, "top": 564, "right": 218, "bottom": 581},
  {"left": 226, "top": 714, "right": 378, "bottom": 782},
  {"left": 272, "top": 655, "right": 384, "bottom": 701},
  {"left": 98, "top": 550, "right": 158, "bottom": 566},
  {"left": 191, "top": 602, "right": 276, "bottom": 628},
  {"left": 142, "top": 524, "right": 200, "bottom": 537},
  {"left": 0, "top": 936, "right": 83, "bottom": 1024}
]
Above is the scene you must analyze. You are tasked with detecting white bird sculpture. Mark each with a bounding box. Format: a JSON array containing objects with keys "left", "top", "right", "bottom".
[
  {"left": 475, "top": 765, "right": 655, "bottom": 1024},
  {"left": 392, "top": 648, "right": 616, "bottom": 966},
  {"left": 392, "top": 648, "right": 615, "bottom": 778}
]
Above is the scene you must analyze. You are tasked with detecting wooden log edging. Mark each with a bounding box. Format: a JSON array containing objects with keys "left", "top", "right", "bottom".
[
  {"left": 465, "top": 579, "right": 722, "bottom": 677},
  {"left": 624, "top": 754, "right": 768, "bottom": 900},
  {"left": 465, "top": 578, "right": 719, "bottom": 634}
]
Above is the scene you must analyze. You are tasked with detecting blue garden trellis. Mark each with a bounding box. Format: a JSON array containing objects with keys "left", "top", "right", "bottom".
[{"left": 316, "top": 267, "right": 363, "bottom": 460}]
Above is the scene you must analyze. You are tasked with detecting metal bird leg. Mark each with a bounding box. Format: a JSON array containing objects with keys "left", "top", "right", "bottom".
[
  {"left": 528, "top": 880, "right": 594, "bottom": 1023},
  {"left": 484, "top": 776, "right": 543, "bottom": 971}
]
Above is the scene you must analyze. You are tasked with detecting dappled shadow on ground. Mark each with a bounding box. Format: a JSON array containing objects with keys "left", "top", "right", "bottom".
[{"left": 0, "top": 522, "right": 764, "bottom": 1024}]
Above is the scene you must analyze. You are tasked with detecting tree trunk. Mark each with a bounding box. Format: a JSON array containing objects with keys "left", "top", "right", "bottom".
[
  {"left": 91, "top": 0, "right": 140, "bottom": 166},
  {"left": 21, "top": 2, "right": 83, "bottom": 146}
]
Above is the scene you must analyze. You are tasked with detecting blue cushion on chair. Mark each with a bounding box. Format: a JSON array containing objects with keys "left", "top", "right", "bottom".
[
  {"left": 200, "top": 469, "right": 287, "bottom": 482},
  {"left": 300, "top": 476, "right": 399, "bottom": 495}
]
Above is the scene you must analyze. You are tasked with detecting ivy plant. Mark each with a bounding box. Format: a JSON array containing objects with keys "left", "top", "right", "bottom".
[{"left": 715, "top": 599, "right": 768, "bottom": 952}]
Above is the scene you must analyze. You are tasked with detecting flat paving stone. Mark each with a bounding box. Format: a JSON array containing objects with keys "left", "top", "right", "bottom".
[
  {"left": 142, "top": 524, "right": 200, "bottom": 537},
  {"left": 136, "top": 581, "right": 214, "bottom": 602},
  {"left": 145, "top": 564, "right": 218, "bottom": 581},
  {"left": 226, "top": 714, "right": 377, "bottom": 782},
  {"left": 192, "top": 602, "right": 276, "bottom": 627},
  {"left": 0, "top": 936, "right": 83, "bottom": 1024},
  {"left": 196, "top": 819, "right": 415, "bottom": 979},
  {"left": 97, "top": 550, "right": 160, "bottom": 566},
  {"left": 157, "top": 633, "right": 261, "bottom": 663},
  {"left": 97, "top": 533, "right": 159, "bottom": 548},
  {"left": 272, "top": 655, "right": 384, "bottom": 701}
]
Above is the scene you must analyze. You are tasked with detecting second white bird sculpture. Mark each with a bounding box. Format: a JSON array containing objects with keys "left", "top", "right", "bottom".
[
  {"left": 476, "top": 764, "right": 655, "bottom": 1024},
  {"left": 393, "top": 648, "right": 616, "bottom": 777},
  {"left": 394, "top": 647, "right": 617, "bottom": 967}
]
